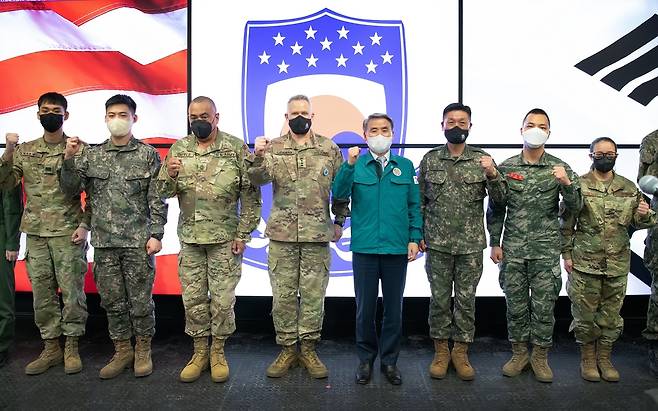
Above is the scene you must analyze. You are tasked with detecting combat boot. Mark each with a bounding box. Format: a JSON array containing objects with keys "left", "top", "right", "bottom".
[
  {"left": 25, "top": 338, "right": 63, "bottom": 375},
  {"left": 530, "top": 345, "right": 553, "bottom": 383},
  {"left": 210, "top": 337, "right": 229, "bottom": 383},
  {"left": 502, "top": 342, "right": 529, "bottom": 377},
  {"left": 579, "top": 342, "right": 600, "bottom": 382},
  {"left": 597, "top": 341, "right": 619, "bottom": 382},
  {"left": 451, "top": 341, "right": 475, "bottom": 381},
  {"left": 429, "top": 339, "right": 450, "bottom": 379},
  {"left": 266, "top": 344, "right": 298, "bottom": 378},
  {"left": 299, "top": 340, "right": 328, "bottom": 379},
  {"left": 180, "top": 337, "right": 209, "bottom": 382},
  {"left": 64, "top": 336, "right": 83, "bottom": 375},
  {"left": 99, "top": 339, "right": 133, "bottom": 379},
  {"left": 649, "top": 341, "right": 658, "bottom": 378},
  {"left": 134, "top": 336, "right": 153, "bottom": 377}
]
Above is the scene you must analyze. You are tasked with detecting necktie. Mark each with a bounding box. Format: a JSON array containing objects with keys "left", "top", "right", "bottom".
[{"left": 376, "top": 156, "right": 386, "bottom": 178}]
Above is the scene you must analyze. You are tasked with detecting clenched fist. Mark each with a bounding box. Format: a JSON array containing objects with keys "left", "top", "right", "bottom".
[
  {"left": 638, "top": 200, "right": 651, "bottom": 216},
  {"left": 479, "top": 155, "right": 497, "bottom": 178},
  {"left": 64, "top": 136, "right": 81, "bottom": 160},
  {"left": 347, "top": 146, "right": 360, "bottom": 165},
  {"left": 552, "top": 165, "right": 571, "bottom": 186},
  {"left": 167, "top": 156, "right": 183, "bottom": 178},
  {"left": 5, "top": 133, "right": 18, "bottom": 150},
  {"left": 254, "top": 137, "right": 270, "bottom": 157}
]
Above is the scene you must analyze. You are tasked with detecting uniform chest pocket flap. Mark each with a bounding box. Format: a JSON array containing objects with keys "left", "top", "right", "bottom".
[
  {"left": 125, "top": 170, "right": 151, "bottom": 194},
  {"left": 463, "top": 173, "right": 487, "bottom": 200}
]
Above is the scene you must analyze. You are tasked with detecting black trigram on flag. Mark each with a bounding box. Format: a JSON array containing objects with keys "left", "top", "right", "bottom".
[{"left": 575, "top": 14, "right": 658, "bottom": 106}]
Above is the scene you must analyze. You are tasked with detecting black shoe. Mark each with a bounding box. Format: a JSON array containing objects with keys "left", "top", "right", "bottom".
[
  {"left": 355, "top": 362, "right": 372, "bottom": 385},
  {"left": 0, "top": 351, "right": 7, "bottom": 368},
  {"left": 381, "top": 364, "right": 402, "bottom": 385}
]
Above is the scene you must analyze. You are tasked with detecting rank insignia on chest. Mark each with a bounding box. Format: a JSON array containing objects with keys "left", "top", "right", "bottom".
[
  {"left": 392, "top": 167, "right": 402, "bottom": 176},
  {"left": 507, "top": 172, "right": 524, "bottom": 181},
  {"left": 298, "top": 157, "right": 306, "bottom": 168},
  {"left": 322, "top": 167, "right": 329, "bottom": 176}
]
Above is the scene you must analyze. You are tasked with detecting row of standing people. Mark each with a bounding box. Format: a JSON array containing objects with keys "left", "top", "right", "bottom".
[{"left": 1, "top": 92, "right": 657, "bottom": 387}]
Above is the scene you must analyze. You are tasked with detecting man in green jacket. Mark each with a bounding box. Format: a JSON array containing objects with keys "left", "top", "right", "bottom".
[
  {"left": 0, "top": 183, "right": 22, "bottom": 367},
  {"left": 333, "top": 113, "right": 422, "bottom": 386}
]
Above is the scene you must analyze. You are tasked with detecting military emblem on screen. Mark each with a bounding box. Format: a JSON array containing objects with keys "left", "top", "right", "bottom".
[{"left": 241, "top": 8, "right": 408, "bottom": 275}]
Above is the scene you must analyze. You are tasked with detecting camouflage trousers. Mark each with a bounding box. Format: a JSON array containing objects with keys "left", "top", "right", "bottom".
[
  {"left": 25, "top": 235, "right": 88, "bottom": 339},
  {"left": 0, "top": 225, "right": 16, "bottom": 353},
  {"left": 179, "top": 241, "right": 241, "bottom": 339},
  {"left": 643, "top": 227, "right": 658, "bottom": 340},
  {"left": 566, "top": 269, "right": 626, "bottom": 345},
  {"left": 499, "top": 257, "right": 561, "bottom": 347},
  {"left": 426, "top": 249, "right": 483, "bottom": 343},
  {"left": 268, "top": 240, "right": 330, "bottom": 346},
  {"left": 94, "top": 247, "right": 155, "bottom": 340}
]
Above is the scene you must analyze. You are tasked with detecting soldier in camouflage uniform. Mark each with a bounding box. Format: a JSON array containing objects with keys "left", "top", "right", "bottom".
[
  {"left": 418, "top": 103, "right": 505, "bottom": 381},
  {"left": 60, "top": 94, "right": 167, "bottom": 379},
  {"left": 638, "top": 128, "right": 658, "bottom": 377},
  {"left": 247, "top": 95, "right": 349, "bottom": 379},
  {"left": 562, "top": 137, "right": 655, "bottom": 382},
  {"left": 158, "top": 96, "right": 261, "bottom": 383},
  {"left": 487, "top": 108, "right": 582, "bottom": 383},
  {"left": 0, "top": 92, "right": 89, "bottom": 376}
]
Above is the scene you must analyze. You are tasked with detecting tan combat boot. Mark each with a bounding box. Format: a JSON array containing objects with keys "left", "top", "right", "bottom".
[
  {"left": 299, "top": 340, "right": 328, "bottom": 379},
  {"left": 502, "top": 342, "right": 529, "bottom": 377},
  {"left": 210, "top": 337, "right": 229, "bottom": 383},
  {"left": 451, "top": 341, "right": 475, "bottom": 381},
  {"left": 25, "top": 338, "right": 63, "bottom": 375},
  {"left": 530, "top": 345, "right": 553, "bottom": 383},
  {"left": 64, "top": 336, "right": 83, "bottom": 374},
  {"left": 266, "top": 344, "right": 298, "bottom": 377},
  {"left": 179, "top": 337, "right": 209, "bottom": 382},
  {"left": 99, "top": 339, "right": 134, "bottom": 379},
  {"left": 134, "top": 336, "right": 153, "bottom": 377},
  {"left": 580, "top": 342, "right": 600, "bottom": 382},
  {"left": 429, "top": 339, "right": 450, "bottom": 379},
  {"left": 597, "top": 341, "right": 620, "bottom": 382}
]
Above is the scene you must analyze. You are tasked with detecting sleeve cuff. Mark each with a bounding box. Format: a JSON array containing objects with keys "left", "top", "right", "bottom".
[
  {"left": 489, "top": 237, "right": 501, "bottom": 247},
  {"left": 78, "top": 222, "right": 90, "bottom": 230}
]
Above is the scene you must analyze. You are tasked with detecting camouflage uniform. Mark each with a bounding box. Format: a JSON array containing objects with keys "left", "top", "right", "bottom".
[
  {"left": 246, "top": 131, "right": 349, "bottom": 346},
  {"left": 561, "top": 171, "right": 656, "bottom": 345},
  {"left": 0, "top": 137, "right": 88, "bottom": 339},
  {"left": 638, "top": 129, "right": 658, "bottom": 341},
  {"left": 157, "top": 132, "right": 261, "bottom": 339},
  {"left": 0, "top": 184, "right": 22, "bottom": 355},
  {"left": 487, "top": 151, "right": 581, "bottom": 347},
  {"left": 60, "top": 137, "right": 167, "bottom": 340},
  {"left": 419, "top": 145, "right": 505, "bottom": 342}
]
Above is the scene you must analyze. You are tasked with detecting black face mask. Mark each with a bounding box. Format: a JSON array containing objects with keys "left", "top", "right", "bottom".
[
  {"left": 593, "top": 157, "right": 616, "bottom": 173},
  {"left": 444, "top": 126, "right": 469, "bottom": 144},
  {"left": 288, "top": 115, "right": 311, "bottom": 135},
  {"left": 40, "top": 113, "right": 64, "bottom": 133},
  {"left": 190, "top": 120, "right": 213, "bottom": 140}
]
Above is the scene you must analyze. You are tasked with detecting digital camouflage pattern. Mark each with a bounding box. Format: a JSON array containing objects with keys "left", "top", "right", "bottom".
[
  {"left": 157, "top": 132, "right": 261, "bottom": 244},
  {"left": 246, "top": 131, "right": 349, "bottom": 242}
]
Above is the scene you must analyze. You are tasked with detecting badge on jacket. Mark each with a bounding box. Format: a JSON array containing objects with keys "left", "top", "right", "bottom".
[{"left": 393, "top": 167, "right": 401, "bottom": 176}]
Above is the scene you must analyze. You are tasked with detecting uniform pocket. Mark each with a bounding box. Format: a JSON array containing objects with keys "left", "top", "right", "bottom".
[
  {"left": 125, "top": 171, "right": 151, "bottom": 195},
  {"left": 424, "top": 169, "right": 447, "bottom": 200}
]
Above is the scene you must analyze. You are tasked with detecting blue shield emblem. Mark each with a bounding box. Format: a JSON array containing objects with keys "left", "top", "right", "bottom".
[{"left": 241, "top": 8, "right": 408, "bottom": 276}]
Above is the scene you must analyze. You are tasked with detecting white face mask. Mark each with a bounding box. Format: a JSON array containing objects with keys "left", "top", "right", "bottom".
[
  {"left": 367, "top": 134, "right": 392, "bottom": 155},
  {"left": 107, "top": 118, "right": 132, "bottom": 137},
  {"left": 522, "top": 127, "right": 549, "bottom": 148}
]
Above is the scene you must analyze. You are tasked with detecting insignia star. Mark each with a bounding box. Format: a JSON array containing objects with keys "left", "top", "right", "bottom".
[
  {"left": 258, "top": 51, "right": 271, "bottom": 64},
  {"left": 370, "top": 32, "right": 382, "bottom": 45},
  {"left": 352, "top": 41, "right": 365, "bottom": 55},
  {"left": 381, "top": 51, "right": 393, "bottom": 64},
  {"left": 336, "top": 54, "right": 348, "bottom": 67},
  {"left": 320, "top": 37, "right": 332, "bottom": 50},
  {"left": 365, "top": 59, "right": 378, "bottom": 73},
  {"left": 290, "top": 41, "right": 303, "bottom": 55},
  {"left": 305, "top": 25, "right": 317, "bottom": 39},
  {"left": 306, "top": 54, "right": 319, "bottom": 67},
  {"left": 337, "top": 25, "right": 349, "bottom": 39},
  {"left": 277, "top": 60, "right": 290, "bottom": 73},
  {"left": 273, "top": 32, "right": 285, "bottom": 46}
]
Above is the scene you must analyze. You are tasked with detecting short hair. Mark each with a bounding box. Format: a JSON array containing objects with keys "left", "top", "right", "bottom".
[
  {"left": 442, "top": 102, "right": 471, "bottom": 121},
  {"left": 362, "top": 113, "right": 394, "bottom": 132},
  {"left": 38, "top": 92, "right": 67, "bottom": 111},
  {"left": 589, "top": 137, "right": 617, "bottom": 153},
  {"left": 523, "top": 108, "right": 550, "bottom": 127},
  {"left": 190, "top": 95, "right": 217, "bottom": 112},
  {"left": 287, "top": 94, "right": 311, "bottom": 104},
  {"left": 105, "top": 94, "right": 137, "bottom": 114}
]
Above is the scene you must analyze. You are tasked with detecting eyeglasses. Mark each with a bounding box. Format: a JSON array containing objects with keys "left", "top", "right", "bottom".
[{"left": 590, "top": 152, "right": 618, "bottom": 160}]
